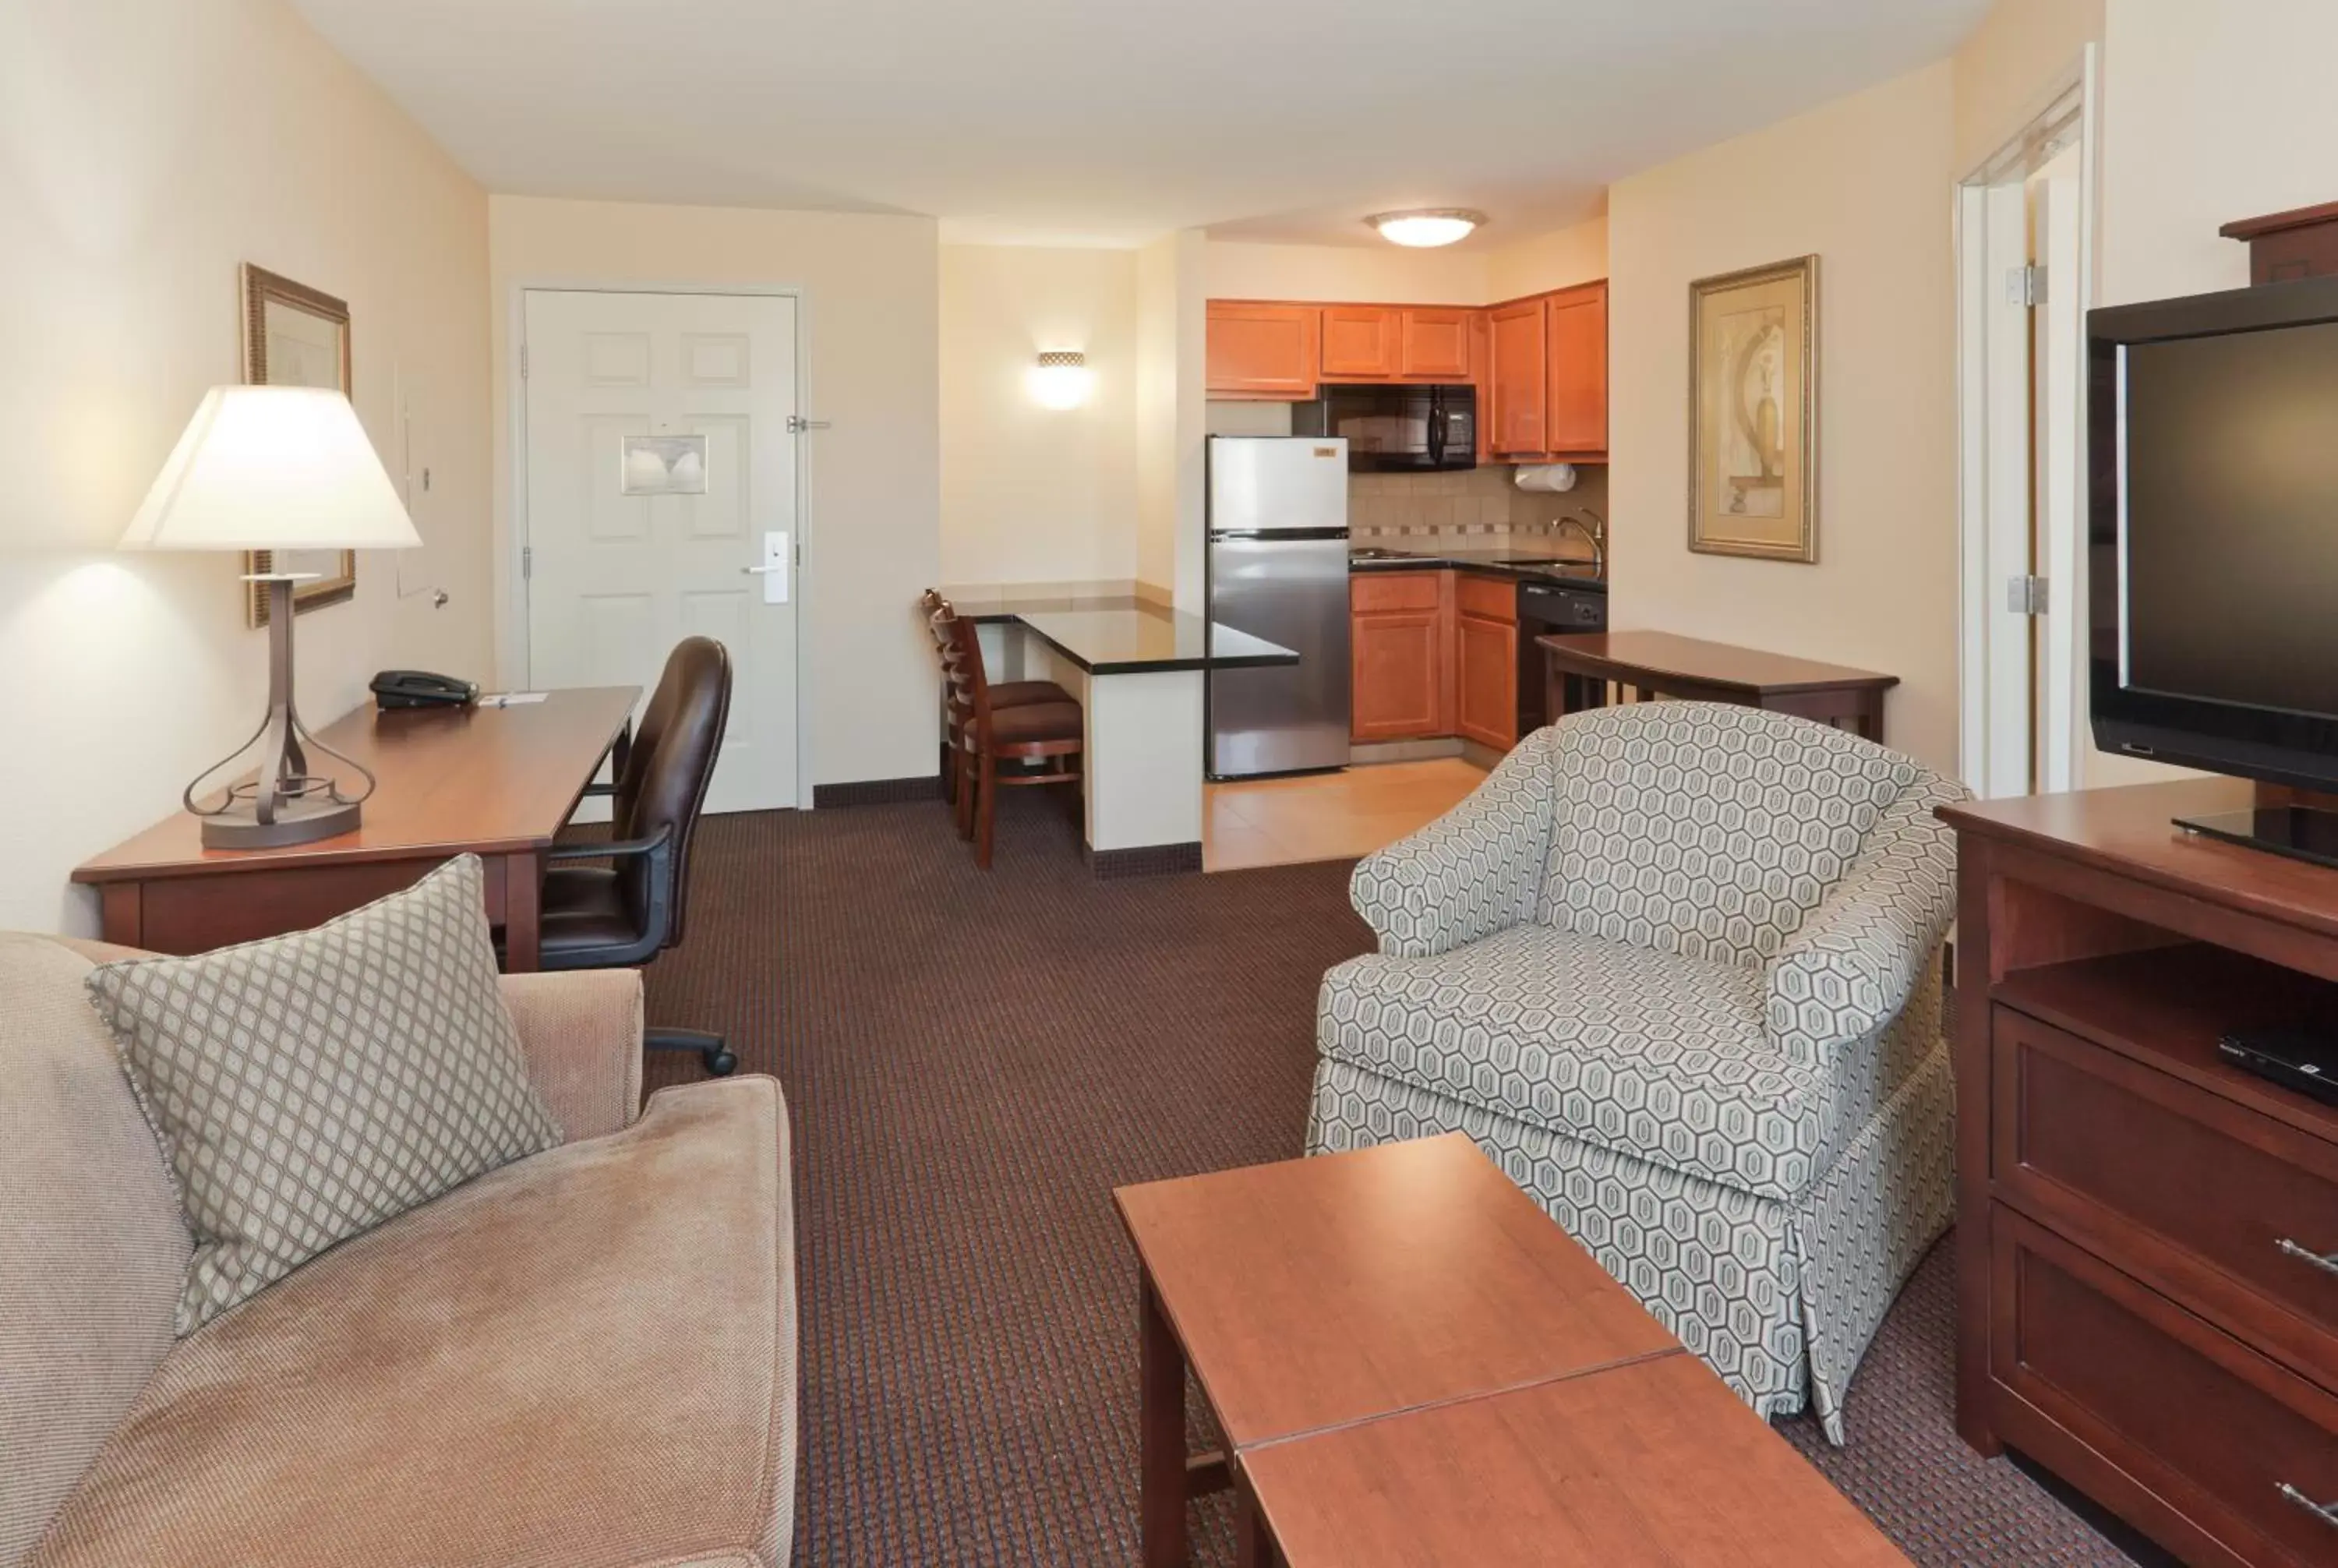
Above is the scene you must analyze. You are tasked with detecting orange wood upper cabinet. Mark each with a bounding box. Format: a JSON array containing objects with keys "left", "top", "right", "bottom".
[
  {"left": 1400, "top": 309, "right": 1473, "bottom": 379},
  {"left": 1320, "top": 306, "right": 1402, "bottom": 380},
  {"left": 1543, "top": 282, "right": 1609, "bottom": 457},
  {"left": 1488, "top": 299, "right": 1549, "bottom": 457},
  {"left": 1207, "top": 302, "right": 1320, "bottom": 399}
]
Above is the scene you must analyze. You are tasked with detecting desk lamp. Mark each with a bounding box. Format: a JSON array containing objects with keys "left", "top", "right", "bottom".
[{"left": 122, "top": 386, "right": 421, "bottom": 848}]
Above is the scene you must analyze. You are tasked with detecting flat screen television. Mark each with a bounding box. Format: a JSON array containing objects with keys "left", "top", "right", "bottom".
[{"left": 2089, "top": 272, "right": 2338, "bottom": 864}]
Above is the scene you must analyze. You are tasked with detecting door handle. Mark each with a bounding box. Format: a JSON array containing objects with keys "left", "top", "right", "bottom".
[{"left": 746, "top": 531, "right": 789, "bottom": 603}]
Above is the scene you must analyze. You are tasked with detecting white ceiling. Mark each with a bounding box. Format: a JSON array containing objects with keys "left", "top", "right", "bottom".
[{"left": 293, "top": 0, "right": 1990, "bottom": 249}]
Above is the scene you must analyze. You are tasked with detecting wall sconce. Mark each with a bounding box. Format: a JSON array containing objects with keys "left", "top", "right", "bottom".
[{"left": 1028, "top": 350, "right": 1093, "bottom": 410}]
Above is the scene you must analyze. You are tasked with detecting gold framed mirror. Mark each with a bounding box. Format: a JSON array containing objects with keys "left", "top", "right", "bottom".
[{"left": 242, "top": 264, "right": 357, "bottom": 625}]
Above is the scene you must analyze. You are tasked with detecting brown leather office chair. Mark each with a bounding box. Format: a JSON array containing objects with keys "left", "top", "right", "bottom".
[{"left": 537, "top": 636, "right": 737, "bottom": 1076}]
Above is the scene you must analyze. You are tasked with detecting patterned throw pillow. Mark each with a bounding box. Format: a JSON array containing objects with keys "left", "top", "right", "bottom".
[{"left": 84, "top": 855, "right": 562, "bottom": 1333}]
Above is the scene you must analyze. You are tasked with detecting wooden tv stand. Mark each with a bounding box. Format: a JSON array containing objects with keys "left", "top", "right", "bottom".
[{"left": 1940, "top": 778, "right": 2338, "bottom": 1568}]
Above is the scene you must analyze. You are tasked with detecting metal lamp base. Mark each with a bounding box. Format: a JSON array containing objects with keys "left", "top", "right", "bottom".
[
  {"left": 200, "top": 794, "right": 362, "bottom": 849},
  {"left": 185, "top": 576, "right": 375, "bottom": 850}
]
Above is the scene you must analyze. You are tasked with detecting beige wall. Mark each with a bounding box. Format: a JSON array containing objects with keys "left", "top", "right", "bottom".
[
  {"left": 488, "top": 196, "right": 941, "bottom": 788},
  {"left": 1607, "top": 62, "right": 1961, "bottom": 772},
  {"left": 1951, "top": 0, "right": 2103, "bottom": 175},
  {"left": 2098, "top": 0, "right": 2338, "bottom": 308},
  {"left": 1205, "top": 240, "right": 1489, "bottom": 305},
  {"left": 1485, "top": 217, "right": 1610, "bottom": 302},
  {"left": 1208, "top": 219, "right": 1608, "bottom": 309},
  {"left": 0, "top": 0, "right": 490, "bottom": 934},
  {"left": 940, "top": 245, "right": 1140, "bottom": 587},
  {"left": 1137, "top": 230, "right": 1208, "bottom": 609}
]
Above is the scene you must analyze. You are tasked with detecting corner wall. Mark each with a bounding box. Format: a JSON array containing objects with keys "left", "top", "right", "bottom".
[
  {"left": 488, "top": 196, "right": 942, "bottom": 788},
  {"left": 940, "top": 244, "right": 1140, "bottom": 587},
  {"left": 1137, "top": 230, "right": 1207, "bottom": 610},
  {"left": 0, "top": 0, "right": 491, "bottom": 934},
  {"left": 1607, "top": 62, "right": 1962, "bottom": 772}
]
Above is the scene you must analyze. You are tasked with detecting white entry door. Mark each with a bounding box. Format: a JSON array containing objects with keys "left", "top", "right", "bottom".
[{"left": 522, "top": 288, "right": 801, "bottom": 813}]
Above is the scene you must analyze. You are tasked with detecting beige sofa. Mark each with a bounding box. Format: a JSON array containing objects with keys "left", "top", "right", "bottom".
[{"left": 1, "top": 934, "right": 797, "bottom": 1568}]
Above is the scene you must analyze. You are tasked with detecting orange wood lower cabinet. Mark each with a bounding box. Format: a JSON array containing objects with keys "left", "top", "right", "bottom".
[
  {"left": 1352, "top": 570, "right": 1519, "bottom": 750},
  {"left": 1350, "top": 571, "right": 1449, "bottom": 742},
  {"left": 1455, "top": 613, "right": 1519, "bottom": 749}
]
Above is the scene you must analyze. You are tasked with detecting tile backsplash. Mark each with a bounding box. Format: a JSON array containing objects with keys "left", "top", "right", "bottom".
[{"left": 1351, "top": 465, "right": 1608, "bottom": 557}]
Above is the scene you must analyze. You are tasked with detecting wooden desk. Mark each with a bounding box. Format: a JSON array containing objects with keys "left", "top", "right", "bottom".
[
  {"left": 1114, "top": 1135, "right": 1893, "bottom": 1567},
  {"left": 1538, "top": 630, "right": 1899, "bottom": 743},
  {"left": 72, "top": 687, "right": 637, "bottom": 970}
]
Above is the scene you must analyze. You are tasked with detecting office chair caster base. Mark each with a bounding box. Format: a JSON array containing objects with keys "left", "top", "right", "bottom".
[{"left": 645, "top": 1027, "right": 736, "bottom": 1079}]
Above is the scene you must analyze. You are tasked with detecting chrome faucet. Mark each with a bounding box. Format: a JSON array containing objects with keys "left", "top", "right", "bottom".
[{"left": 1549, "top": 509, "right": 1606, "bottom": 578}]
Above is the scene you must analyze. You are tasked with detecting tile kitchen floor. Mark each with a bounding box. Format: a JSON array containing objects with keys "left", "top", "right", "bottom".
[{"left": 1203, "top": 758, "right": 1489, "bottom": 873}]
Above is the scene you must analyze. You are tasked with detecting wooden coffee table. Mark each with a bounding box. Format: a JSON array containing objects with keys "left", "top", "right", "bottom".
[{"left": 1114, "top": 1134, "right": 1912, "bottom": 1567}]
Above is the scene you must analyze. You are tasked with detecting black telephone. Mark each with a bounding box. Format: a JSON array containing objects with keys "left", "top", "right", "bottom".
[{"left": 371, "top": 669, "right": 480, "bottom": 709}]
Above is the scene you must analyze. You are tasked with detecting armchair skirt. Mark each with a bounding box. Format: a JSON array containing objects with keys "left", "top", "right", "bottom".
[{"left": 1307, "top": 702, "right": 1966, "bottom": 1443}]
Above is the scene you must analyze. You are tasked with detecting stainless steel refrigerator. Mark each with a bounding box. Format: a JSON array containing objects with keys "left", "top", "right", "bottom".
[{"left": 1206, "top": 436, "right": 1351, "bottom": 779}]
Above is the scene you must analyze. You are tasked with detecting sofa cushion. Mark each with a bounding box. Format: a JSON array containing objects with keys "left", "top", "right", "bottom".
[
  {"left": 1537, "top": 704, "right": 1916, "bottom": 968},
  {"left": 84, "top": 856, "right": 563, "bottom": 1333},
  {"left": 1318, "top": 925, "right": 1828, "bottom": 1200},
  {"left": 0, "top": 937, "right": 189, "bottom": 1568},
  {"left": 25, "top": 1078, "right": 796, "bottom": 1568}
]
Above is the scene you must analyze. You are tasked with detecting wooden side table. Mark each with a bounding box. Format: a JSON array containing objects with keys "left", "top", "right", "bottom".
[{"left": 1537, "top": 630, "right": 1898, "bottom": 743}]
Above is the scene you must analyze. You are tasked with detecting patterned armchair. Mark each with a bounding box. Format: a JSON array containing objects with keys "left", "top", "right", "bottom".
[{"left": 1309, "top": 702, "right": 1966, "bottom": 1443}]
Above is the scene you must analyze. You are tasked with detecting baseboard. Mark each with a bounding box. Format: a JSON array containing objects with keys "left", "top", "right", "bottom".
[
  {"left": 812, "top": 775, "right": 943, "bottom": 808},
  {"left": 1087, "top": 841, "right": 1203, "bottom": 878},
  {"left": 1349, "top": 737, "right": 1465, "bottom": 765}
]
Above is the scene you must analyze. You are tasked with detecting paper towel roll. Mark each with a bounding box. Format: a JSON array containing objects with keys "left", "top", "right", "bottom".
[{"left": 1512, "top": 464, "right": 1578, "bottom": 493}]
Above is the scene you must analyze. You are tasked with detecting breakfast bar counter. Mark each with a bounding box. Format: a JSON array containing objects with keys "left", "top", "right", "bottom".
[{"left": 940, "top": 588, "right": 1298, "bottom": 874}]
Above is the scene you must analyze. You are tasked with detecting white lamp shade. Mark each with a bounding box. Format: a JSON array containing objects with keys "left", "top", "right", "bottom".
[{"left": 120, "top": 386, "right": 420, "bottom": 553}]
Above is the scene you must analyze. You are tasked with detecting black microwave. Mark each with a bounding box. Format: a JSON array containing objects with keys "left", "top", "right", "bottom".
[{"left": 1293, "top": 383, "right": 1477, "bottom": 473}]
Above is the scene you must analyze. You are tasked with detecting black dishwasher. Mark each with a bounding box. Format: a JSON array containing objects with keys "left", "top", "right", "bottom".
[{"left": 1516, "top": 580, "right": 1609, "bottom": 733}]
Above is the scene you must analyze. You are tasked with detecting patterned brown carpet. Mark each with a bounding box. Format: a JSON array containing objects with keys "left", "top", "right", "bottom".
[{"left": 638, "top": 793, "right": 2138, "bottom": 1566}]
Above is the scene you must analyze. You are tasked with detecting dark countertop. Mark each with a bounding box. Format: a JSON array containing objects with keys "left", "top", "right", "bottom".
[
  {"left": 964, "top": 598, "right": 1298, "bottom": 675},
  {"left": 1349, "top": 545, "right": 1607, "bottom": 588}
]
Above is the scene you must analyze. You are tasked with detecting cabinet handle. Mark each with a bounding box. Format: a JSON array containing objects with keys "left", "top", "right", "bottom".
[
  {"left": 2278, "top": 1483, "right": 2338, "bottom": 1530},
  {"left": 2275, "top": 1238, "right": 2338, "bottom": 1277}
]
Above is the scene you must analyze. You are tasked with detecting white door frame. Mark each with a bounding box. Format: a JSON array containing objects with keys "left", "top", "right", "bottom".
[
  {"left": 509, "top": 279, "right": 817, "bottom": 810},
  {"left": 1955, "top": 46, "right": 2100, "bottom": 800}
]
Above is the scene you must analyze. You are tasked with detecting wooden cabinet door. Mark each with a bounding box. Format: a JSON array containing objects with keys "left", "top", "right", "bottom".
[
  {"left": 1545, "top": 283, "right": 1609, "bottom": 456},
  {"left": 1208, "top": 302, "right": 1320, "bottom": 399},
  {"left": 1400, "top": 309, "right": 1473, "bottom": 379},
  {"left": 1455, "top": 613, "right": 1520, "bottom": 750},
  {"left": 1320, "top": 306, "right": 1402, "bottom": 380},
  {"left": 1351, "top": 573, "right": 1448, "bottom": 740},
  {"left": 1352, "top": 611, "right": 1447, "bottom": 740},
  {"left": 1488, "top": 300, "right": 1549, "bottom": 456}
]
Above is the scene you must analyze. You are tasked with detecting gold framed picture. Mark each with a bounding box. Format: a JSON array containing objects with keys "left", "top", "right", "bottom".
[
  {"left": 242, "top": 264, "right": 357, "bottom": 625},
  {"left": 1688, "top": 255, "right": 1819, "bottom": 563}
]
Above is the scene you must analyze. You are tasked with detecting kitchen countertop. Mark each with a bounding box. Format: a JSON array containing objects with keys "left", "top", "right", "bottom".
[
  {"left": 962, "top": 598, "right": 1298, "bottom": 675},
  {"left": 1348, "top": 545, "right": 1607, "bottom": 588}
]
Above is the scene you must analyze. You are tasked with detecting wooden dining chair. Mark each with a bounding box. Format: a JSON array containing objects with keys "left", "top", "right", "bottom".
[
  {"left": 931, "top": 602, "right": 1082, "bottom": 869},
  {"left": 919, "top": 588, "right": 1072, "bottom": 804}
]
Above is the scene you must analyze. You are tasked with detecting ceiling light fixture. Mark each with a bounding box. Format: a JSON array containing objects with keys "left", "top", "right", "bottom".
[
  {"left": 1365, "top": 208, "right": 1487, "bottom": 249},
  {"left": 1028, "top": 350, "right": 1093, "bottom": 410}
]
